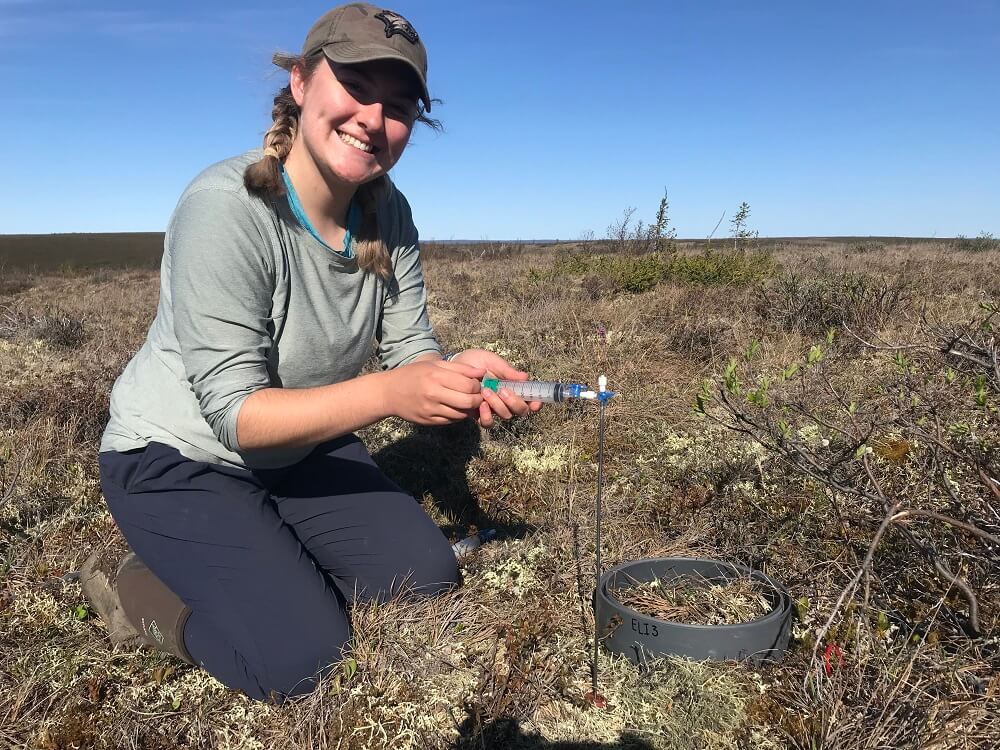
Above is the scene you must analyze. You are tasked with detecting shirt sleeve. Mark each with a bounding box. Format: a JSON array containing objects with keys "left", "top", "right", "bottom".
[
  {"left": 168, "top": 188, "right": 275, "bottom": 453},
  {"left": 376, "top": 190, "right": 443, "bottom": 369}
]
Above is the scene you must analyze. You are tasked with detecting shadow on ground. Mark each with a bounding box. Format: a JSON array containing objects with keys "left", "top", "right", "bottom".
[
  {"left": 372, "top": 420, "right": 532, "bottom": 542},
  {"left": 453, "top": 718, "right": 658, "bottom": 749}
]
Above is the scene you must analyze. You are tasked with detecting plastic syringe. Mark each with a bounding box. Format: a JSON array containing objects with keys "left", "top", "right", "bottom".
[{"left": 481, "top": 377, "right": 599, "bottom": 403}]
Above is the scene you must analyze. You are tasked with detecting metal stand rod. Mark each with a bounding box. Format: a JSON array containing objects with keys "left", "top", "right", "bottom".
[{"left": 592, "top": 396, "right": 607, "bottom": 694}]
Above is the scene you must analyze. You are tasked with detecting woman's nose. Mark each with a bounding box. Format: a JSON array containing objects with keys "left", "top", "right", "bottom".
[{"left": 356, "top": 100, "right": 384, "bottom": 133}]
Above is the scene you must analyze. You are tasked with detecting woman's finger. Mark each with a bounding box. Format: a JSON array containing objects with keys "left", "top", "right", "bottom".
[
  {"left": 498, "top": 388, "right": 531, "bottom": 416},
  {"left": 440, "top": 360, "right": 487, "bottom": 380},
  {"left": 440, "top": 390, "right": 484, "bottom": 412},
  {"left": 482, "top": 386, "right": 514, "bottom": 420},
  {"left": 441, "top": 369, "right": 487, "bottom": 394},
  {"left": 492, "top": 361, "right": 529, "bottom": 381},
  {"left": 472, "top": 352, "right": 528, "bottom": 382},
  {"left": 432, "top": 404, "right": 473, "bottom": 423}
]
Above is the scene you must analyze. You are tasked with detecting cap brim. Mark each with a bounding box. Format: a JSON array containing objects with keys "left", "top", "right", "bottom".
[{"left": 320, "top": 42, "right": 431, "bottom": 113}]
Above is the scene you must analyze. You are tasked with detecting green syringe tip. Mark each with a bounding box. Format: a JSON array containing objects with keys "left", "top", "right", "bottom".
[{"left": 482, "top": 377, "right": 500, "bottom": 392}]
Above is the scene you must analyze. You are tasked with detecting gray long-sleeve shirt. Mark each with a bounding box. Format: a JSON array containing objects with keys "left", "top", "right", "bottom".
[{"left": 100, "top": 150, "right": 442, "bottom": 469}]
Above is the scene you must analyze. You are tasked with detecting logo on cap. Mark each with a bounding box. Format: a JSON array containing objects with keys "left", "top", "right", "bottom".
[{"left": 374, "top": 9, "right": 419, "bottom": 44}]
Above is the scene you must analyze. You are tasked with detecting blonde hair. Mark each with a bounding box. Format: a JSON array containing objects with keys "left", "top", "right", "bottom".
[{"left": 244, "top": 52, "right": 426, "bottom": 280}]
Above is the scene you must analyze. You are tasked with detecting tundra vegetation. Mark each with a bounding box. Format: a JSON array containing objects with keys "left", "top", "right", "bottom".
[
  {"left": 610, "top": 572, "right": 774, "bottom": 627},
  {"left": 0, "top": 229, "right": 997, "bottom": 749}
]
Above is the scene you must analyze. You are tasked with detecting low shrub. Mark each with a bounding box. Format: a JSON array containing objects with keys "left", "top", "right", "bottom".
[
  {"left": 666, "top": 315, "right": 736, "bottom": 359},
  {"left": 0, "top": 272, "right": 34, "bottom": 296},
  {"left": 609, "top": 254, "right": 670, "bottom": 293},
  {"left": 699, "top": 305, "right": 1000, "bottom": 652},
  {"left": 952, "top": 232, "right": 1000, "bottom": 252},
  {"left": 755, "top": 272, "right": 909, "bottom": 337},
  {"left": 666, "top": 250, "right": 777, "bottom": 286},
  {"left": 31, "top": 308, "right": 88, "bottom": 349},
  {"left": 848, "top": 240, "right": 887, "bottom": 254},
  {"left": 550, "top": 249, "right": 594, "bottom": 277},
  {"left": 555, "top": 250, "right": 777, "bottom": 298},
  {"left": 0, "top": 304, "right": 88, "bottom": 348}
]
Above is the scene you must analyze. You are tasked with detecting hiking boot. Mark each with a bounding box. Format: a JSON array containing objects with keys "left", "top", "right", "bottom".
[
  {"left": 79, "top": 546, "right": 144, "bottom": 647},
  {"left": 116, "top": 553, "right": 195, "bottom": 665},
  {"left": 80, "top": 549, "right": 194, "bottom": 665}
]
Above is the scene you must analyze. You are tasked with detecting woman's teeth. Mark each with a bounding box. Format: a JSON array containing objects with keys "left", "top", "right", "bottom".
[{"left": 338, "top": 131, "right": 375, "bottom": 153}]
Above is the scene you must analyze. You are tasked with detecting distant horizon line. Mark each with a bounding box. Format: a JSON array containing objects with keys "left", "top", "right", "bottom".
[{"left": 0, "top": 232, "right": 973, "bottom": 243}]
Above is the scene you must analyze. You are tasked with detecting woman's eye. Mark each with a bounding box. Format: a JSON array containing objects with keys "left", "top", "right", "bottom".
[
  {"left": 341, "top": 79, "right": 366, "bottom": 96},
  {"left": 387, "top": 102, "right": 416, "bottom": 121}
]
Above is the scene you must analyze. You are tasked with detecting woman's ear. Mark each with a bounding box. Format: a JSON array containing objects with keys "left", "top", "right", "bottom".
[{"left": 290, "top": 64, "right": 308, "bottom": 107}]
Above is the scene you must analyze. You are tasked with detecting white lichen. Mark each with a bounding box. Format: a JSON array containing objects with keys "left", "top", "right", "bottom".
[
  {"left": 512, "top": 445, "right": 568, "bottom": 474},
  {"left": 469, "top": 542, "right": 547, "bottom": 598}
]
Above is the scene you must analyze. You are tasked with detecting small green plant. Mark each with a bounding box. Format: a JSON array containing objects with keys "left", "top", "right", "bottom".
[
  {"left": 328, "top": 657, "right": 360, "bottom": 695},
  {"left": 650, "top": 189, "right": 678, "bottom": 254},
  {"left": 730, "top": 201, "right": 758, "bottom": 251}
]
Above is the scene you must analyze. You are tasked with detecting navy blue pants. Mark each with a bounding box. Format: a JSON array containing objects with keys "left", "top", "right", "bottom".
[{"left": 98, "top": 435, "right": 459, "bottom": 701}]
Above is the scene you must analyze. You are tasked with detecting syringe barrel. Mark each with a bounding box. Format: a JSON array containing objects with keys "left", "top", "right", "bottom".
[{"left": 482, "top": 378, "right": 585, "bottom": 403}]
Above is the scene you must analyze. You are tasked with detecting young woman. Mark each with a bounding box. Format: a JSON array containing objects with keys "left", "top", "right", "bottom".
[{"left": 82, "top": 2, "right": 540, "bottom": 702}]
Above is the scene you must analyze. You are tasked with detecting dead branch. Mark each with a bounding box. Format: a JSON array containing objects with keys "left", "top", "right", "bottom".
[
  {"left": 978, "top": 467, "right": 1000, "bottom": 503},
  {"left": 930, "top": 557, "right": 981, "bottom": 634},
  {"left": 893, "top": 509, "right": 1000, "bottom": 547},
  {"left": 841, "top": 324, "right": 926, "bottom": 353}
]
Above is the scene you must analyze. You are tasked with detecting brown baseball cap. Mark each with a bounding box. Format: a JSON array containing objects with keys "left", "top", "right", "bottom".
[{"left": 274, "top": 3, "right": 431, "bottom": 112}]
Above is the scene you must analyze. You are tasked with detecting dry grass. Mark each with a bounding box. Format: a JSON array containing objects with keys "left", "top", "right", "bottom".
[
  {"left": 611, "top": 573, "right": 773, "bottom": 626},
  {"left": 0, "top": 240, "right": 997, "bottom": 749}
]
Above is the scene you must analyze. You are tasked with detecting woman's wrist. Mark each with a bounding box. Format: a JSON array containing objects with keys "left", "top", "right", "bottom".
[{"left": 378, "top": 367, "right": 401, "bottom": 418}]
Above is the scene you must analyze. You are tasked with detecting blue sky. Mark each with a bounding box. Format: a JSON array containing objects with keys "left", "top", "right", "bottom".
[{"left": 2, "top": 0, "right": 997, "bottom": 239}]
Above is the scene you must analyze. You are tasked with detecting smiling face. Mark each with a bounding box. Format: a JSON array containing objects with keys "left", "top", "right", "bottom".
[{"left": 290, "top": 57, "right": 420, "bottom": 189}]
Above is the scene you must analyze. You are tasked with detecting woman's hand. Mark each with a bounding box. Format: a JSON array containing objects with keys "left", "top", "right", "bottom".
[
  {"left": 450, "top": 349, "right": 543, "bottom": 428},
  {"left": 385, "top": 359, "right": 487, "bottom": 426}
]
